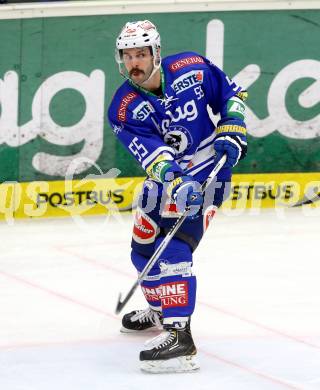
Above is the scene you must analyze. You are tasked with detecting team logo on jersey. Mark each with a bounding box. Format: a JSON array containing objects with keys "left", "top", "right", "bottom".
[
  {"left": 117, "top": 92, "right": 138, "bottom": 122},
  {"left": 132, "top": 101, "right": 155, "bottom": 121},
  {"left": 169, "top": 56, "right": 205, "bottom": 72},
  {"left": 164, "top": 125, "right": 193, "bottom": 158},
  {"left": 161, "top": 99, "right": 199, "bottom": 133},
  {"left": 171, "top": 70, "right": 204, "bottom": 94},
  {"left": 132, "top": 208, "right": 158, "bottom": 244}
]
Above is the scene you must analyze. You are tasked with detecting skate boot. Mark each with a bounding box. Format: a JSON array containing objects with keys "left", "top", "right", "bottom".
[
  {"left": 120, "top": 307, "right": 162, "bottom": 333},
  {"left": 139, "top": 322, "right": 199, "bottom": 373}
]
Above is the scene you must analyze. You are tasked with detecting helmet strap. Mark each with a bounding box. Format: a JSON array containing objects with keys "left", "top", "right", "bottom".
[{"left": 140, "top": 57, "right": 160, "bottom": 86}]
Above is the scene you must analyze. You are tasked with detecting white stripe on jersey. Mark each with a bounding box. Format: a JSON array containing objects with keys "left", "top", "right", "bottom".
[
  {"left": 185, "top": 156, "right": 215, "bottom": 176},
  {"left": 179, "top": 138, "right": 215, "bottom": 171},
  {"left": 197, "top": 132, "right": 216, "bottom": 150},
  {"left": 177, "top": 133, "right": 216, "bottom": 166}
]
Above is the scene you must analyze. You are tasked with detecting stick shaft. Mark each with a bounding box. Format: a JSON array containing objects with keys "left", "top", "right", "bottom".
[{"left": 115, "top": 154, "right": 227, "bottom": 314}]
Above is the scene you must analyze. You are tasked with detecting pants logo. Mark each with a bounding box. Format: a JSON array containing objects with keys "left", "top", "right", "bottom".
[{"left": 160, "top": 281, "right": 189, "bottom": 308}]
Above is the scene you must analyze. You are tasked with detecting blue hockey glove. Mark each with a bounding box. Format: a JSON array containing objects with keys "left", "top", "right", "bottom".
[
  {"left": 167, "top": 175, "right": 203, "bottom": 217},
  {"left": 214, "top": 123, "right": 247, "bottom": 168}
]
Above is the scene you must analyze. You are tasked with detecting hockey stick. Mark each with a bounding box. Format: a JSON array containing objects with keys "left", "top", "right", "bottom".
[{"left": 115, "top": 154, "right": 227, "bottom": 314}]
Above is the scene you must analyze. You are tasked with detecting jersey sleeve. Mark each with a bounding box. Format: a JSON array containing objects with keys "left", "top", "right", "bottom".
[
  {"left": 108, "top": 98, "right": 181, "bottom": 176},
  {"left": 202, "top": 56, "right": 242, "bottom": 115},
  {"left": 199, "top": 57, "right": 248, "bottom": 131}
]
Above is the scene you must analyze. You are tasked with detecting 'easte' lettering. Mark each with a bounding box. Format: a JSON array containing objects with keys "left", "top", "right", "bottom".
[
  {"left": 132, "top": 101, "right": 155, "bottom": 121},
  {"left": 171, "top": 71, "right": 203, "bottom": 94}
]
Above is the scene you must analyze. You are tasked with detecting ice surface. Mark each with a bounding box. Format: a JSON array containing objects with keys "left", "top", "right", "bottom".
[{"left": 0, "top": 208, "right": 319, "bottom": 390}]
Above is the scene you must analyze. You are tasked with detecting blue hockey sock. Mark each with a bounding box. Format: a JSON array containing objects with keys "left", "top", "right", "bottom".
[
  {"left": 131, "top": 249, "right": 162, "bottom": 310},
  {"left": 154, "top": 237, "right": 196, "bottom": 321}
]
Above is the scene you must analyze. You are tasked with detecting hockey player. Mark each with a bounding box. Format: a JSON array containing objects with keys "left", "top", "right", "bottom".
[{"left": 108, "top": 20, "right": 248, "bottom": 373}]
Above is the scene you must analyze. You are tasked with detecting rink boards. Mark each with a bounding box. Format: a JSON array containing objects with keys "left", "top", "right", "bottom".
[
  {"left": 0, "top": 8, "right": 319, "bottom": 183},
  {"left": 0, "top": 172, "right": 318, "bottom": 221}
]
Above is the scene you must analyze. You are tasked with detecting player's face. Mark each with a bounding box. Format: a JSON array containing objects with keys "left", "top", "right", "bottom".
[{"left": 122, "top": 47, "right": 154, "bottom": 85}]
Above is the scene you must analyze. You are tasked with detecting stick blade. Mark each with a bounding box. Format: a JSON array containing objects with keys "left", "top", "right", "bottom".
[{"left": 115, "top": 293, "right": 123, "bottom": 315}]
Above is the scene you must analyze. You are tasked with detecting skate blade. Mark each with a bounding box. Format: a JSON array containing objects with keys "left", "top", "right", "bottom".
[
  {"left": 140, "top": 355, "right": 200, "bottom": 374},
  {"left": 120, "top": 326, "right": 161, "bottom": 334}
]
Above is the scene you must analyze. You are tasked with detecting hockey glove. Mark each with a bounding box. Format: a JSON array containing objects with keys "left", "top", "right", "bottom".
[
  {"left": 214, "top": 122, "right": 247, "bottom": 169},
  {"left": 167, "top": 175, "right": 203, "bottom": 218}
]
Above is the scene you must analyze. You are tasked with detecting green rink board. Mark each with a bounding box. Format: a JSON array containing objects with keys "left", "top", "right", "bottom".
[{"left": 0, "top": 10, "right": 319, "bottom": 182}]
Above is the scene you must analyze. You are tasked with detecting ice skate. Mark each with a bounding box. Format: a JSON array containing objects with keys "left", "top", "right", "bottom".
[
  {"left": 139, "top": 324, "right": 199, "bottom": 373},
  {"left": 120, "top": 307, "right": 162, "bottom": 333}
]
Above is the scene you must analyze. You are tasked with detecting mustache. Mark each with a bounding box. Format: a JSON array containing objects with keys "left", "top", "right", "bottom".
[{"left": 130, "top": 68, "right": 144, "bottom": 77}]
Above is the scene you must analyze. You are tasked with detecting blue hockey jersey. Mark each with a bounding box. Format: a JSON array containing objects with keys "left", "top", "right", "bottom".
[{"left": 108, "top": 51, "right": 243, "bottom": 180}]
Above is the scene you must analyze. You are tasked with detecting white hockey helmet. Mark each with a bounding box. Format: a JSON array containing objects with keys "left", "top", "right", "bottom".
[{"left": 115, "top": 20, "right": 161, "bottom": 64}]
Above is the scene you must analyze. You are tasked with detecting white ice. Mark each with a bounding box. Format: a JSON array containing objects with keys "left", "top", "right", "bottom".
[{"left": 0, "top": 207, "right": 319, "bottom": 390}]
